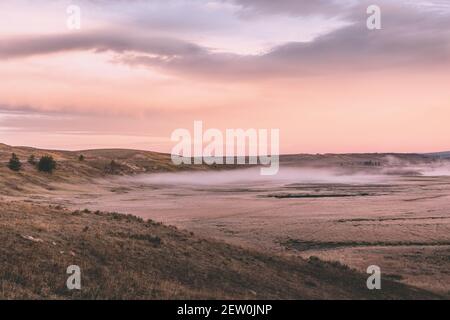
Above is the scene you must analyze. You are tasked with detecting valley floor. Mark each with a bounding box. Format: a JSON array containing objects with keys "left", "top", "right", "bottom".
[{"left": 2, "top": 172, "right": 449, "bottom": 298}]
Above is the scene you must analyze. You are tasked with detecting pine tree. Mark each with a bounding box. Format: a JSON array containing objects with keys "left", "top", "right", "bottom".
[{"left": 8, "top": 153, "right": 22, "bottom": 171}]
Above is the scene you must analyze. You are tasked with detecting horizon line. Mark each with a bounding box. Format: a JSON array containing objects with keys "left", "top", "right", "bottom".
[{"left": 1, "top": 142, "right": 449, "bottom": 157}]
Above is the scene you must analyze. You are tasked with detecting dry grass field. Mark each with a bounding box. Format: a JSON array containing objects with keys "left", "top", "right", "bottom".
[
  {"left": 1, "top": 143, "right": 449, "bottom": 299},
  {"left": 0, "top": 201, "right": 440, "bottom": 299}
]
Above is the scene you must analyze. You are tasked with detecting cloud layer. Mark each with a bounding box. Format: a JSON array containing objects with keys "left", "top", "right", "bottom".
[
  {"left": 1, "top": 0, "right": 450, "bottom": 153},
  {"left": 1, "top": 1, "right": 449, "bottom": 80}
]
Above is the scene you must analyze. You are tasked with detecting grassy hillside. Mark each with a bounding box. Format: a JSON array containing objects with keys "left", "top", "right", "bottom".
[
  {"left": 0, "top": 143, "right": 194, "bottom": 176},
  {"left": 0, "top": 143, "right": 446, "bottom": 299},
  {"left": 0, "top": 201, "right": 440, "bottom": 300},
  {"left": 2, "top": 142, "right": 445, "bottom": 196},
  {"left": 0, "top": 143, "right": 210, "bottom": 196}
]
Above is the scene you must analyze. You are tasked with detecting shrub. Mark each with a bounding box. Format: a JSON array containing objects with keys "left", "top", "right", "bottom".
[
  {"left": 105, "top": 160, "right": 121, "bottom": 174},
  {"left": 38, "top": 155, "right": 57, "bottom": 173},
  {"left": 78, "top": 154, "right": 85, "bottom": 161},
  {"left": 28, "top": 154, "right": 37, "bottom": 165},
  {"left": 8, "top": 153, "right": 22, "bottom": 171}
]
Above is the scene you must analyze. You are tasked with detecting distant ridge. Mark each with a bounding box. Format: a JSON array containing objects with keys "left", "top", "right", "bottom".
[{"left": 425, "top": 151, "right": 450, "bottom": 159}]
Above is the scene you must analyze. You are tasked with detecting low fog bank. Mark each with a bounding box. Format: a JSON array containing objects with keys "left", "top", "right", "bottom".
[
  {"left": 124, "top": 156, "right": 450, "bottom": 186},
  {"left": 384, "top": 165, "right": 450, "bottom": 177},
  {"left": 126, "top": 168, "right": 391, "bottom": 186},
  {"left": 381, "top": 155, "right": 450, "bottom": 177}
]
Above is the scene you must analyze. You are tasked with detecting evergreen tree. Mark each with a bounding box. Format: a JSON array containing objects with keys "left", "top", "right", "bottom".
[
  {"left": 38, "top": 155, "right": 57, "bottom": 173},
  {"left": 8, "top": 153, "right": 22, "bottom": 171}
]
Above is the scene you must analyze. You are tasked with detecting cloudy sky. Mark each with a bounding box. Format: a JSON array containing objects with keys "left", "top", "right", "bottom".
[{"left": 1, "top": 0, "right": 449, "bottom": 153}]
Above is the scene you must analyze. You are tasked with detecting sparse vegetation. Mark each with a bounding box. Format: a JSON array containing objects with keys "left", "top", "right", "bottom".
[
  {"left": 0, "top": 201, "right": 441, "bottom": 300},
  {"left": 38, "top": 155, "right": 57, "bottom": 173},
  {"left": 7, "top": 153, "right": 22, "bottom": 171},
  {"left": 28, "top": 154, "right": 37, "bottom": 165},
  {"left": 1, "top": 143, "right": 449, "bottom": 299},
  {"left": 105, "top": 160, "right": 121, "bottom": 174}
]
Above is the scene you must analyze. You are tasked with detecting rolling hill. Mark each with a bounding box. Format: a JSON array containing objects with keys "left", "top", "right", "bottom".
[
  {"left": 0, "top": 201, "right": 441, "bottom": 299},
  {"left": 0, "top": 143, "right": 447, "bottom": 299}
]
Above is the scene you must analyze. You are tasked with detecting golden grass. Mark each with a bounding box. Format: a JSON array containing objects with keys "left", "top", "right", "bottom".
[{"left": 0, "top": 201, "right": 441, "bottom": 300}]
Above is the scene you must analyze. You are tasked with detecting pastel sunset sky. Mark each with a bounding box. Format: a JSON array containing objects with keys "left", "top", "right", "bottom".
[{"left": 1, "top": 0, "right": 449, "bottom": 153}]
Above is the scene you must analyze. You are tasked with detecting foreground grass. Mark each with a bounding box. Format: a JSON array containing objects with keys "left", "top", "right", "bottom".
[{"left": 0, "top": 201, "right": 441, "bottom": 300}]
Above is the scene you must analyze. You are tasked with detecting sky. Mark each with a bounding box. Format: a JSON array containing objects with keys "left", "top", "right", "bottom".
[{"left": 0, "top": 0, "right": 449, "bottom": 153}]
